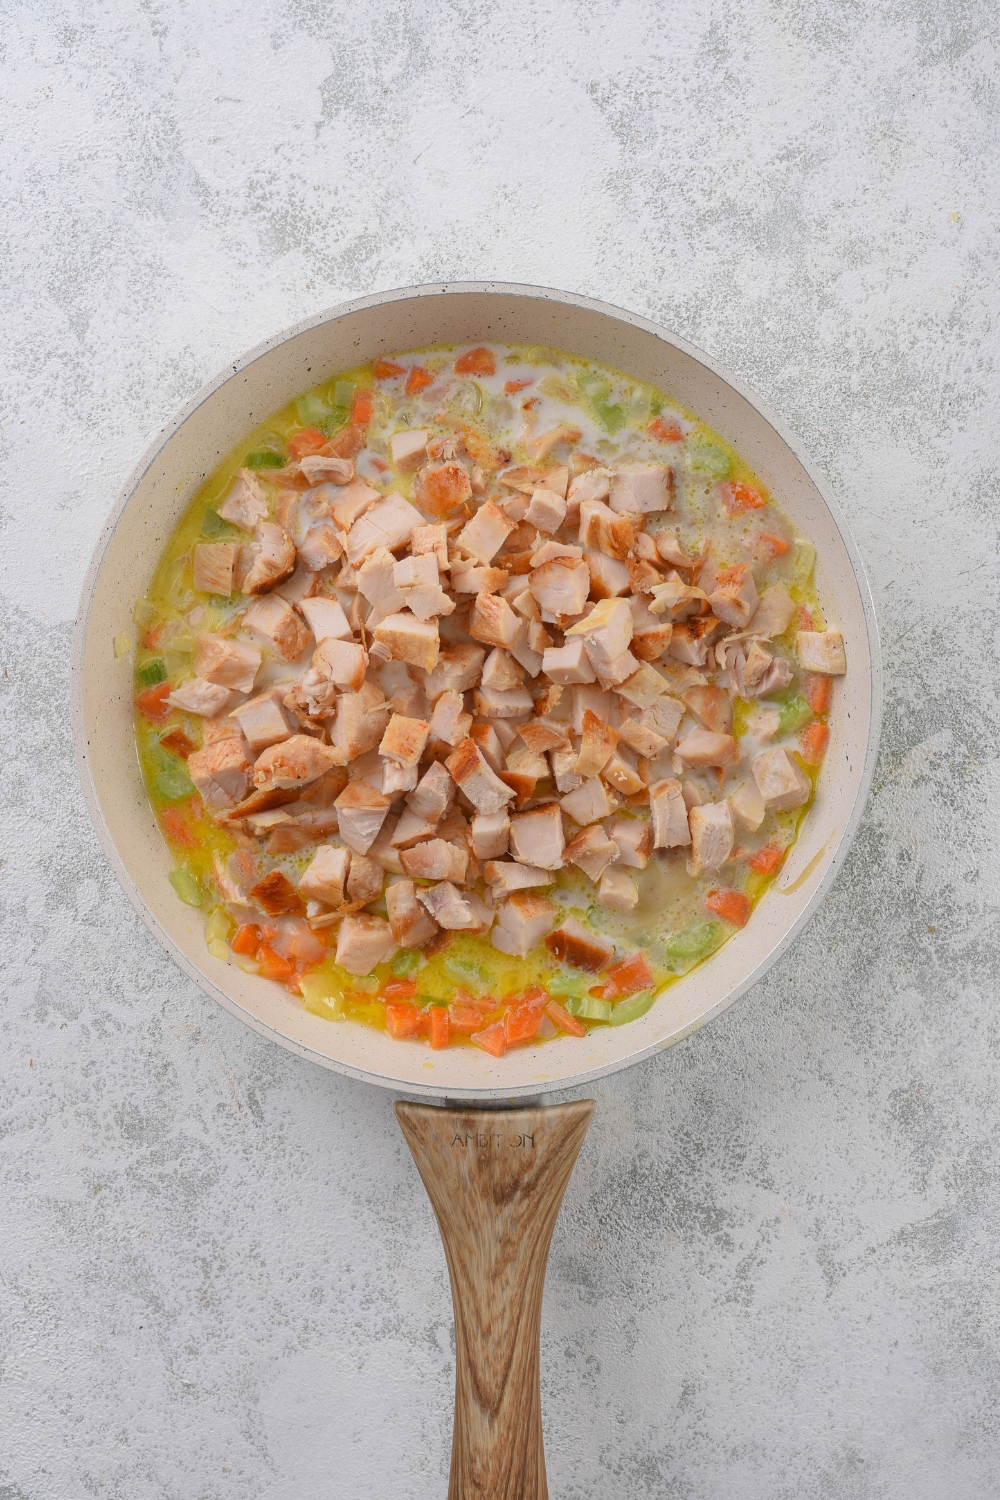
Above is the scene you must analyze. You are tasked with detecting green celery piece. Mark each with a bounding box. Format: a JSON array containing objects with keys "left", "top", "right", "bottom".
[
  {"left": 352, "top": 975, "right": 379, "bottom": 995},
  {"left": 578, "top": 373, "right": 625, "bottom": 435},
  {"left": 333, "top": 380, "right": 356, "bottom": 409},
  {"left": 296, "top": 393, "right": 333, "bottom": 427},
  {"left": 155, "top": 765, "right": 194, "bottom": 801},
  {"left": 778, "top": 696, "right": 812, "bottom": 737},
  {"left": 443, "top": 953, "right": 491, "bottom": 989},
  {"left": 201, "top": 507, "right": 239, "bottom": 539},
  {"left": 244, "top": 449, "right": 284, "bottom": 469},
  {"left": 793, "top": 540, "right": 816, "bottom": 585},
  {"left": 611, "top": 990, "right": 655, "bottom": 1026},
  {"left": 421, "top": 996, "right": 449, "bottom": 1008},
  {"left": 391, "top": 950, "right": 420, "bottom": 977},
  {"left": 689, "top": 442, "right": 732, "bottom": 479},
  {"left": 136, "top": 657, "right": 166, "bottom": 687},
  {"left": 577, "top": 996, "right": 613, "bottom": 1023},
  {"left": 665, "top": 922, "right": 719, "bottom": 967},
  {"left": 169, "top": 869, "right": 202, "bottom": 907},
  {"left": 547, "top": 972, "right": 585, "bottom": 998}
]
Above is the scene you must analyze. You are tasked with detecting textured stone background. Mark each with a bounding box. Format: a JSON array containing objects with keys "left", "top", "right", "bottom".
[{"left": 2, "top": 0, "right": 998, "bottom": 1495}]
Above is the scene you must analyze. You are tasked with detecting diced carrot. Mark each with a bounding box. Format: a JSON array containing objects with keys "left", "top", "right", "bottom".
[
  {"left": 798, "top": 605, "right": 815, "bottom": 630},
  {"left": 799, "top": 722, "right": 828, "bottom": 766},
  {"left": 373, "top": 358, "right": 405, "bottom": 380},
  {"left": 257, "top": 943, "right": 295, "bottom": 981},
  {"left": 719, "top": 480, "right": 767, "bottom": 516},
  {"left": 429, "top": 1007, "right": 450, "bottom": 1050},
  {"left": 382, "top": 979, "right": 417, "bottom": 1002},
  {"left": 648, "top": 415, "right": 684, "bottom": 443},
  {"left": 385, "top": 1002, "right": 428, "bottom": 1040},
  {"left": 351, "top": 389, "right": 373, "bottom": 426},
  {"left": 405, "top": 366, "right": 435, "bottom": 396},
  {"left": 545, "top": 1000, "right": 587, "bottom": 1038},
  {"left": 325, "top": 423, "right": 366, "bottom": 459},
  {"left": 746, "top": 530, "right": 789, "bottom": 562},
  {"left": 595, "top": 952, "right": 655, "bottom": 999},
  {"left": 158, "top": 728, "right": 194, "bottom": 759},
  {"left": 803, "top": 673, "right": 832, "bottom": 714},
  {"left": 287, "top": 427, "right": 328, "bottom": 460},
  {"left": 454, "top": 346, "right": 496, "bottom": 377},
  {"left": 504, "top": 1003, "right": 544, "bottom": 1045},
  {"left": 449, "top": 1002, "right": 493, "bottom": 1035},
  {"left": 160, "top": 807, "right": 196, "bottom": 848},
  {"left": 522, "top": 397, "right": 540, "bottom": 411},
  {"left": 748, "top": 844, "right": 784, "bottom": 875},
  {"left": 704, "top": 889, "right": 752, "bottom": 928},
  {"left": 141, "top": 620, "right": 172, "bottom": 649},
  {"left": 470, "top": 1021, "right": 507, "bottom": 1058},
  {"left": 232, "top": 923, "right": 262, "bottom": 955},
  {"left": 136, "top": 682, "right": 172, "bottom": 720},
  {"left": 504, "top": 378, "right": 533, "bottom": 395}
]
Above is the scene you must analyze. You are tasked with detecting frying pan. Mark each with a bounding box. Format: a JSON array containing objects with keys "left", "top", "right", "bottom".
[{"left": 72, "top": 283, "right": 881, "bottom": 1497}]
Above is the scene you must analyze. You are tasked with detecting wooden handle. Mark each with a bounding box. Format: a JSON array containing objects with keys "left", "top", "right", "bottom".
[{"left": 396, "top": 1099, "right": 594, "bottom": 1500}]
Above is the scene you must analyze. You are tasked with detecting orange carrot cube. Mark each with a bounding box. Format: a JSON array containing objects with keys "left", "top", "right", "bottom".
[
  {"left": 704, "top": 889, "right": 751, "bottom": 927},
  {"left": 454, "top": 347, "right": 496, "bottom": 377}
]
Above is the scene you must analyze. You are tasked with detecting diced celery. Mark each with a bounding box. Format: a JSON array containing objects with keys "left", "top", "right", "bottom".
[
  {"left": 778, "top": 696, "right": 812, "bottom": 737},
  {"left": 133, "top": 598, "right": 159, "bottom": 629},
  {"left": 296, "top": 393, "right": 332, "bottom": 427},
  {"left": 300, "top": 972, "right": 346, "bottom": 1019},
  {"left": 333, "top": 380, "right": 356, "bottom": 410},
  {"left": 689, "top": 442, "right": 732, "bottom": 479},
  {"left": 444, "top": 953, "right": 491, "bottom": 989},
  {"left": 664, "top": 922, "right": 719, "bottom": 968},
  {"left": 137, "top": 657, "right": 166, "bottom": 687},
  {"left": 205, "top": 907, "right": 233, "bottom": 946},
  {"left": 793, "top": 540, "right": 816, "bottom": 585},
  {"left": 169, "top": 869, "right": 202, "bottom": 907},
  {"left": 207, "top": 939, "right": 231, "bottom": 963},
  {"left": 577, "top": 996, "right": 613, "bottom": 1023},
  {"left": 391, "top": 950, "right": 421, "bottom": 977},
  {"left": 351, "top": 975, "right": 379, "bottom": 995},
  {"left": 547, "top": 972, "right": 586, "bottom": 998},
  {"left": 628, "top": 386, "right": 652, "bottom": 424},
  {"left": 200, "top": 507, "right": 239, "bottom": 539},
  {"left": 113, "top": 631, "right": 130, "bottom": 659},
  {"left": 611, "top": 990, "right": 655, "bottom": 1026},
  {"left": 537, "top": 374, "right": 581, "bottom": 406},
  {"left": 155, "top": 765, "right": 194, "bottom": 801},
  {"left": 244, "top": 449, "right": 284, "bottom": 469},
  {"left": 578, "top": 373, "right": 625, "bottom": 434}
]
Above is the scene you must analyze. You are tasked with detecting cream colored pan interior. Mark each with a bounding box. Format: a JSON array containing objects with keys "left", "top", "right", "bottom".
[{"left": 72, "top": 284, "right": 882, "bottom": 1099}]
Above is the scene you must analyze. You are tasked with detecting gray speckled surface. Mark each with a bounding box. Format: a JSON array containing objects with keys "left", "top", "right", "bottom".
[{"left": 2, "top": 1, "right": 997, "bottom": 1494}]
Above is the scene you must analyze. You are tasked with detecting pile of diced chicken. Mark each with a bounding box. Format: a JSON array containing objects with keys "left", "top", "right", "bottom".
[{"left": 168, "top": 420, "right": 846, "bottom": 979}]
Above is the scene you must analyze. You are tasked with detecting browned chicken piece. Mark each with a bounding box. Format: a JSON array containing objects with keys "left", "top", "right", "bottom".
[
  {"left": 243, "top": 593, "right": 313, "bottom": 662},
  {"left": 346, "top": 493, "right": 422, "bottom": 564},
  {"left": 480, "top": 648, "right": 525, "bottom": 692},
  {"left": 601, "top": 751, "right": 645, "bottom": 797},
  {"left": 470, "top": 592, "right": 520, "bottom": 650},
  {"left": 410, "top": 522, "right": 449, "bottom": 570},
  {"left": 253, "top": 735, "right": 340, "bottom": 792},
  {"left": 490, "top": 892, "right": 558, "bottom": 957},
  {"left": 566, "top": 598, "right": 632, "bottom": 670},
  {"left": 508, "top": 804, "right": 565, "bottom": 870},
  {"left": 193, "top": 633, "right": 261, "bottom": 693},
  {"left": 708, "top": 563, "right": 758, "bottom": 628},
  {"left": 386, "top": 880, "right": 439, "bottom": 948},
  {"left": 346, "top": 853, "right": 385, "bottom": 905},
  {"left": 499, "top": 464, "right": 569, "bottom": 497},
  {"left": 428, "top": 689, "right": 472, "bottom": 746},
  {"left": 446, "top": 738, "right": 516, "bottom": 816},
  {"left": 167, "top": 677, "right": 232, "bottom": 717},
  {"left": 298, "top": 845, "right": 350, "bottom": 905},
  {"left": 299, "top": 453, "right": 355, "bottom": 485},
  {"left": 422, "top": 643, "right": 485, "bottom": 700},
  {"left": 380, "top": 713, "right": 430, "bottom": 768},
  {"left": 297, "top": 596, "right": 352, "bottom": 643},
  {"left": 683, "top": 685, "right": 733, "bottom": 735},
  {"left": 390, "top": 807, "right": 438, "bottom": 848},
  {"left": 414, "top": 461, "right": 473, "bottom": 515},
  {"left": 586, "top": 550, "right": 630, "bottom": 599},
  {"left": 333, "top": 780, "right": 392, "bottom": 854},
  {"left": 797, "top": 629, "right": 847, "bottom": 675},
  {"left": 234, "top": 689, "right": 297, "bottom": 753},
  {"left": 528, "top": 557, "right": 590, "bottom": 616},
  {"left": 310, "top": 637, "right": 367, "bottom": 692},
  {"left": 649, "top": 778, "right": 691, "bottom": 848},
  {"left": 752, "top": 747, "right": 811, "bottom": 810},
  {"left": 335, "top": 914, "right": 398, "bottom": 975},
  {"left": 482, "top": 860, "right": 555, "bottom": 894},
  {"left": 298, "top": 523, "right": 343, "bottom": 573},
  {"left": 455, "top": 502, "right": 516, "bottom": 564},
  {"left": 358, "top": 546, "right": 405, "bottom": 616},
  {"left": 390, "top": 429, "right": 430, "bottom": 471},
  {"left": 400, "top": 839, "right": 469, "bottom": 884},
  {"left": 187, "top": 738, "right": 253, "bottom": 809},
  {"left": 564, "top": 824, "right": 620, "bottom": 882},
  {"left": 597, "top": 868, "right": 639, "bottom": 909},
  {"left": 329, "top": 682, "right": 390, "bottom": 761},
  {"left": 372, "top": 611, "right": 440, "bottom": 672},
  {"left": 609, "top": 463, "right": 673, "bottom": 515},
  {"left": 559, "top": 777, "right": 616, "bottom": 826},
  {"left": 575, "top": 709, "right": 618, "bottom": 777},
  {"left": 415, "top": 882, "right": 492, "bottom": 933},
  {"left": 451, "top": 563, "right": 511, "bottom": 595},
  {"left": 675, "top": 729, "right": 738, "bottom": 769},
  {"left": 472, "top": 685, "right": 533, "bottom": 718},
  {"left": 240, "top": 523, "right": 297, "bottom": 595},
  {"left": 250, "top": 870, "right": 306, "bottom": 917},
  {"left": 609, "top": 817, "right": 652, "bottom": 869},
  {"left": 578, "top": 499, "right": 636, "bottom": 560},
  {"left": 470, "top": 811, "right": 510, "bottom": 859},
  {"left": 405, "top": 760, "right": 455, "bottom": 821},
  {"left": 541, "top": 640, "right": 596, "bottom": 685},
  {"left": 688, "top": 802, "right": 735, "bottom": 877},
  {"left": 193, "top": 542, "right": 239, "bottom": 596},
  {"left": 543, "top": 918, "right": 613, "bottom": 971},
  {"left": 217, "top": 469, "right": 267, "bottom": 530}
]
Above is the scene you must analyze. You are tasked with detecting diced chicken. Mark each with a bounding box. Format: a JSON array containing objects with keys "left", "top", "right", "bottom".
[
  {"left": 410, "top": 523, "right": 449, "bottom": 570},
  {"left": 334, "top": 780, "right": 392, "bottom": 854},
  {"left": 591, "top": 650, "right": 639, "bottom": 690},
  {"left": 530, "top": 539, "right": 583, "bottom": 568},
  {"left": 482, "top": 860, "right": 556, "bottom": 893},
  {"left": 249, "top": 871, "right": 306, "bottom": 916},
  {"left": 234, "top": 689, "right": 297, "bottom": 752},
  {"left": 570, "top": 685, "right": 612, "bottom": 733},
  {"left": 346, "top": 493, "right": 422, "bottom": 564},
  {"left": 329, "top": 683, "right": 390, "bottom": 761},
  {"left": 471, "top": 811, "right": 510, "bottom": 859},
  {"left": 567, "top": 467, "right": 612, "bottom": 512},
  {"left": 382, "top": 758, "right": 420, "bottom": 796},
  {"left": 542, "top": 640, "right": 597, "bottom": 685},
  {"left": 415, "top": 461, "right": 474, "bottom": 516},
  {"left": 499, "top": 463, "right": 569, "bottom": 497},
  {"left": 471, "top": 723, "right": 504, "bottom": 771},
  {"left": 730, "top": 778, "right": 766, "bottom": 832},
  {"left": 470, "top": 592, "right": 520, "bottom": 649},
  {"left": 708, "top": 564, "right": 758, "bottom": 628},
  {"left": 167, "top": 677, "right": 232, "bottom": 717},
  {"left": 564, "top": 823, "right": 619, "bottom": 881},
  {"left": 416, "top": 881, "right": 492, "bottom": 932},
  {"left": 675, "top": 729, "right": 739, "bottom": 769},
  {"left": 481, "top": 649, "right": 525, "bottom": 692},
  {"left": 629, "top": 595, "right": 673, "bottom": 661},
  {"left": 525, "top": 489, "right": 567, "bottom": 533},
  {"left": 193, "top": 634, "right": 261, "bottom": 693},
  {"left": 217, "top": 469, "right": 267, "bottom": 530},
  {"left": 451, "top": 564, "right": 510, "bottom": 594},
  {"left": 746, "top": 585, "right": 796, "bottom": 639},
  {"left": 647, "top": 575, "right": 708, "bottom": 620},
  {"left": 358, "top": 547, "right": 406, "bottom": 616},
  {"left": 602, "top": 751, "right": 645, "bottom": 796},
  {"left": 490, "top": 892, "right": 558, "bottom": 958},
  {"left": 241, "top": 523, "right": 297, "bottom": 595},
  {"left": 518, "top": 719, "right": 569, "bottom": 755},
  {"left": 446, "top": 737, "right": 516, "bottom": 815},
  {"left": 617, "top": 717, "right": 667, "bottom": 758},
  {"left": 367, "top": 817, "right": 406, "bottom": 874},
  {"left": 585, "top": 550, "right": 631, "bottom": 600},
  {"left": 508, "top": 620, "right": 545, "bottom": 678},
  {"left": 391, "top": 806, "right": 438, "bottom": 848},
  {"left": 508, "top": 804, "right": 565, "bottom": 870},
  {"left": 643, "top": 696, "right": 685, "bottom": 743},
  {"left": 720, "top": 639, "right": 794, "bottom": 699},
  {"left": 528, "top": 557, "right": 590, "bottom": 616},
  {"left": 609, "top": 464, "right": 673, "bottom": 514},
  {"left": 797, "top": 629, "right": 847, "bottom": 675},
  {"left": 392, "top": 552, "right": 454, "bottom": 621},
  {"left": 335, "top": 913, "right": 398, "bottom": 975},
  {"left": 299, "top": 453, "right": 355, "bottom": 485},
  {"left": 253, "top": 735, "right": 340, "bottom": 792},
  {"left": 683, "top": 686, "right": 733, "bottom": 735},
  {"left": 560, "top": 777, "right": 615, "bottom": 826},
  {"left": 649, "top": 778, "right": 690, "bottom": 847},
  {"left": 473, "top": 685, "right": 534, "bottom": 718},
  {"left": 578, "top": 499, "right": 636, "bottom": 561},
  {"left": 752, "top": 747, "right": 811, "bottom": 810},
  {"left": 386, "top": 879, "right": 439, "bottom": 947},
  {"left": 373, "top": 611, "right": 440, "bottom": 672},
  {"left": 667, "top": 617, "right": 726, "bottom": 667},
  {"left": 428, "top": 689, "right": 472, "bottom": 746},
  {"left": 615, "top": 664, "right": 667, "bottom": 708},
  {"left": 299, "top": 844, "right": 350, "bottom": 905},
  {"left": 565, "top": 597, "right": 633, "bottom": 670},
  {"left": 455, "top": 502, "right": 516, "bottom": 565},
  {"left": 308, "top": 636, "right": 366, "bottom": 692},
  {"left": 406, "top": 760, "right": 455, "bottom": 821},
  {"left": 575, "top": 709, "right": 618, "bottom": 777},
  {"left": 380, "top": 713, "right": 430, "bottom": 768},
  {"left": 609, "top": 817, "right": 652, "bottom": 869},
  {"left": 330, "top": 479, "right": 381, "bottom": 532},
  {"left": 390, "top": 429, "right": 430, "bottom": 471},
  {"left": 688, "top": 801, "right": 734, "bottom": 877},
  {"left": 297, "top": 596, "right": 353, "bottom": 643},
  {"left": 525, "top": 423, "right": 582, "bottom": 461},
  {"left": 193, "top": 542, "right": 238, "bottom": 596},
  {"left": 298, "top": 523, "right": 343, "bottom": 572},
  {"left": 186, "top": 738, "right": 253, "bottom": 809},
  {"left": 544, "top": 917, "right": 614, "bottom": 972},
  {"left": 243, "top": 593, "right": 312, "bottom": 661},
  {"left": 549, "top": 746, "right": 583, "bottom": 794},
  {"left": 422, "top": 643, "right": 485, "bottom": 700},
  {"left": 400, "top": 839, "right": 469, "bottom": 883},
  {"left": 274, "top": 561, "right": 320, "bottom": 606},
  {"left": 597, "top": 868, "right": 639, "bottom": 909}
]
